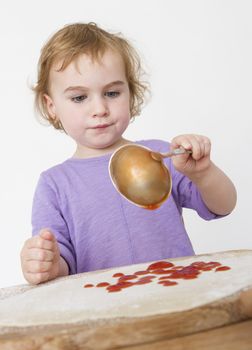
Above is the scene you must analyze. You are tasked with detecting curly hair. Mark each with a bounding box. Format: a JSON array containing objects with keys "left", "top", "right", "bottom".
[{"left": 33, "top": 22, "right": 149, "bottom": 130}]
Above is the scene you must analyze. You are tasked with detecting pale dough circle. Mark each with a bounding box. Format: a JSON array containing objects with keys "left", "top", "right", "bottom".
[{"left": 0, "top": 250, "right": 251, "bottom": 327}]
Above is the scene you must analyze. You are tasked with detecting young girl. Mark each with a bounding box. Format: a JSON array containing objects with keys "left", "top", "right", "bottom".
[{"left": 20, "top": 22, "right": 237, "bottom": 285}]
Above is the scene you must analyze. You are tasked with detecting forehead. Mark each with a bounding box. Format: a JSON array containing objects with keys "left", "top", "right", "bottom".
[{"left": 50, "top": 50, "right": 126, "bottom": 87}]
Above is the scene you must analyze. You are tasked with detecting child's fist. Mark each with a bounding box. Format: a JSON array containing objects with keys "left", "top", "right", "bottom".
[
  {"left": 20, "top": 229, "right": 61, "bottom": 285},
  {"left": 171, "top": 134, "right": 211, "bottom": 177}
]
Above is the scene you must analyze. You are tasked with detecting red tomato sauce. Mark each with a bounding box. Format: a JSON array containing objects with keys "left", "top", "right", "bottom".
[{"left": 83, "top": 259, "right": 231, "bottom": 292}]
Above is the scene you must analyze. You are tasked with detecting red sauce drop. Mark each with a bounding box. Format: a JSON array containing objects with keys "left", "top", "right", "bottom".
[
  {"left": 83, "top": 284, "right": 94, "bottom": 288},
  {"left": 116, "top": 281, "right": 134, "bottom": 288},
  {"left": 167, "top": 273, "right": 183, "bottom": 279},
  {"left": 190, "top": 261, "right": 222, "bottom": 271},
  {"left": 168, "top": 266, "right": 200, "bottom": 279},
  {"left": 134, "top": 279, "right": 153, "bottom": 285},
  {"left": 200, "top": 267, "right": 214, "bottom": 271},
  {"left": 107, "top": 286, "right": 122, "bottom": 292},
  {"left": 207, "top": 262, "right": 222, "bottom": 268},
  {"left": 159, "top": 276, "right": 172, "bottom": 280},
  {"left": 118, "top": 275, "right": 137, "bottom": 281},
  {"left": 145, "top": 204, "right": 161, "bottom": 210},
  {"left": 145, "top": 275, "right": 157, "bottom": 279},
  {"left": 158, "top": 280, "right": 178, "bottom": 286},
  {"left": 182, "top": 275, "right": 198, "bottom": 279},
  {"left": 190, "top": 261, "right": 208, "bottom": 268},
  {"left": 151, "top": 269, "right": 173, "bottom": 275},
  {"left": 96, "top": 282, "right": 110, "bottom": 287},
  {"left": 147, "top": 261, "right": 174, "bottom": 270},
  {"left": 215, "top": 266, "right": 231, "bottom": 272},
  {"left": 134, "top": 270, "right": 150, "bottom": 275},
  {"left": 113, "top": 272, "right": 124, "bottom": 278},
  {"left": 170, "top": 266, "right": 184, "bottom": 270}
]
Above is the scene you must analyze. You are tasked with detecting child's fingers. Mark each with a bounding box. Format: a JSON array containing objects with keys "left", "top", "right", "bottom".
[
  {"left": 39, "top": 229, "right": 59, "bottom": 253},
  {"left": 172, "top": 134, "right": 211, "bottom": 160},
  {"left": 26, "top": 260, "right": 53, "bottom": 274},
  {"left": 171, "top": 135, "right": 192, "bottom": 151},
  {"left": 39, "top": 228, "right": 55, "bottom": 241},
  {"left": 25, "top": 271, "right": 50, "bottom": 285},
  {"left": 204, "top": 141, "right": 211, "bottom": 156},
  {"left": 195, "top": 135, "right": 211, "bottom": 157},
  {"left": 26, "top": 248, "right": 54, "bottom": 262},
  {"left": 25, "top": 236, "right": 54, "bottom": 251},
  {"left": 25, "top": 228, "right": 58, "bottom": 251},
  {"left": 187, "top": 136, "right": 202, "bottom": 160}
]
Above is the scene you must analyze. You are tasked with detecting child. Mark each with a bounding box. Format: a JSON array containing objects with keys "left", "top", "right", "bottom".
[{"left": 20, "top": 22, "right": 237, "bottom": 285}]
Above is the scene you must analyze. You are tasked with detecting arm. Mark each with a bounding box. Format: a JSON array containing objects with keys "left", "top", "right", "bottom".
[
  {"left": 188, "top": 161, "right": 237, "bottom": 215},
  {"left": 30, "top": 172, "right": 77, "bottom": 278},
  {"left": 171, "top": 134, "right": 237, "bottom": 216}
]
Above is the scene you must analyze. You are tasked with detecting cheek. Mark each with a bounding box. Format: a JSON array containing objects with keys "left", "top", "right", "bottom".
[
  {"left": 118, "top": 111, "right": 131, "bottom": 131},
  {"left": 56, "top": 103, "right": 79, "bottom": 124},
  {"left": 118, "top": 96, "right": 131, "bottom": 115}
]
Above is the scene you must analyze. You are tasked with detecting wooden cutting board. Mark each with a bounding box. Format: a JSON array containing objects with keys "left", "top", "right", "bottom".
[{"left": 0, "top": 250, "right": 252, "bottom": 349}]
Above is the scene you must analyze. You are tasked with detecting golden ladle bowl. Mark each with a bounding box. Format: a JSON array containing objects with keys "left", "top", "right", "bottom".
[{"left": 109, "top": 144, "right": 191, "bottom": 210}]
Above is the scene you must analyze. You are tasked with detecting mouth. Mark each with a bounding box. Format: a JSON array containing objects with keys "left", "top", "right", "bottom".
[{"left": 91, "top": 124, "right": 112, "bottom": 129}]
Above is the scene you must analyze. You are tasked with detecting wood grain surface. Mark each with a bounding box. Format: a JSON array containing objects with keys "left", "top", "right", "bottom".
[
  {"left": 0, "top": 287, "right": 251, "bottom": 349},
  {"left": 128, "top": 320, "right": 252, "bottom": 350}
]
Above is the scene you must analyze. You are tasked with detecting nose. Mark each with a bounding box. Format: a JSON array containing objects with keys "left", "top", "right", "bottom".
[{"left": 91, "top": 97, "right": 109, "bottom": 118}]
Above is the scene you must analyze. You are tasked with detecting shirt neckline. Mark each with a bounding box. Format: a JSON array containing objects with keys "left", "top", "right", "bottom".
[{"left": 64, "top": 140, "right": 146, "bottom": 164}]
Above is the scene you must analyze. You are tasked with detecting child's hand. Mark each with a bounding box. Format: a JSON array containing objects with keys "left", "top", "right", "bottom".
[
  {"left": 170, "top": 134, "right": 211, "bottom": 179},
  {"left": 20, "top": 229, "right": 62, "bottom": 285}
]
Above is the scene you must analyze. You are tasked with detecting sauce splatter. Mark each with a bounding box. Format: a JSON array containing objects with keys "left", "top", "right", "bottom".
[
  {"left": 96, "top": 282, "right": 110, "bottom": 287},
  {"left": 83, "top": 259, "right": 231, "bottom": 292},
  {"left": 215, "top": 266, "right": 231, "bottom": 272}
]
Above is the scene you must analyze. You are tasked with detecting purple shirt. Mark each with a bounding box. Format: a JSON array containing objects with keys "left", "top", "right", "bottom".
[{"left": 32, "top": 139, "right": 221, "bottom": 274}]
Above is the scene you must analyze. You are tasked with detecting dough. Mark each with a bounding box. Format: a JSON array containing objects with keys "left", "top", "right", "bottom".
[{"left": 0, "top": 250, "right": 251, "bottom": 327}]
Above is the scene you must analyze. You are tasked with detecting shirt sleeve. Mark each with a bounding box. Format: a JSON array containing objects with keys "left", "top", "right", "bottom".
[
  {"left": 31, "top": 173, "right": 77, "bottom": 274},
  {"left": 169, "top": 160, "right": 225, "bottom": 220}
]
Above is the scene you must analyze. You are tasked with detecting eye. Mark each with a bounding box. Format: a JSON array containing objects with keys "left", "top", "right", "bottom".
[
  {"left": 105, "top": 91, "right": 120, "bottom": 98},
  {"left": 71, "top": 95, "right": 87, "bottom": 103}
]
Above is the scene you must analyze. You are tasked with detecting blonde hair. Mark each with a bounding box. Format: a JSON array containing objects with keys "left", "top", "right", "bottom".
[{"left": 33, "top": 22, "right": 149, "bottom": 130}]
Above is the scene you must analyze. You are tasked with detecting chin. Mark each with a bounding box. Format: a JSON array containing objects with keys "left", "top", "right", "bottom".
[{"left": 92, "top": 138, "right": 121, "bottom": 149}]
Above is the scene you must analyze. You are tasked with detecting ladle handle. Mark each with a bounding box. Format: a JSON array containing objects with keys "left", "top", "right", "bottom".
[
  {"left": 151, "top": 148, "right": 192, "bottom": 161},
  {"left": 161, "top": 148, "right": 192, "bottom": 158}
]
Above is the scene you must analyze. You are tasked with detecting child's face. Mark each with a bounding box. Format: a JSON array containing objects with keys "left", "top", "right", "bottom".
[{"left": 45, "top": 50, "right": 131, "bottom": 156}]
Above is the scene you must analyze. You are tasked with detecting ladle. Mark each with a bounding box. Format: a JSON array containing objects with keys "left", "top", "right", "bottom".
[{"left": 109, "top": 144, "right": 192, "bottom": 209}]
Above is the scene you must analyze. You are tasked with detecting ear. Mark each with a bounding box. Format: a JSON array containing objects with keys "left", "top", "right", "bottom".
[{"left": 43, "top": 94, "right": 57, "bottom": 120}]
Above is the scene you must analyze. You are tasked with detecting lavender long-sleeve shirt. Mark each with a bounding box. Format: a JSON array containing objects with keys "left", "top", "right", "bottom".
[{"left": 32, "top": 139, "right": 221, "bottom": 274}]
